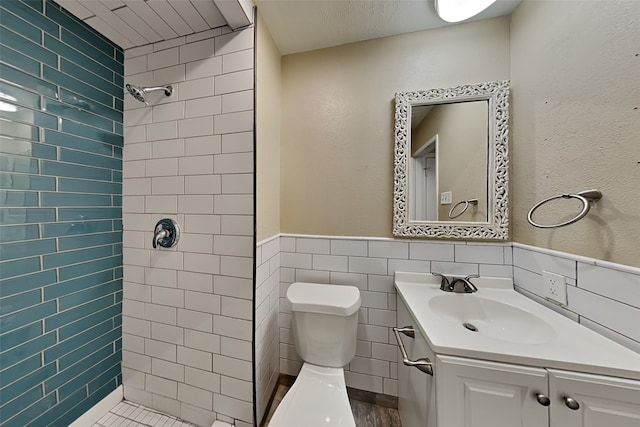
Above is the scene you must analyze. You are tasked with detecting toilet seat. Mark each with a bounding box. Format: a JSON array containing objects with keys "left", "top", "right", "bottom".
[{"left": 268, "top": 363, "right": 356, "bottom": 427}]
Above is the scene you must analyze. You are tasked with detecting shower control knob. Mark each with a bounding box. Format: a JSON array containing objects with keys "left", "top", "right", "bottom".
[{"left": 152, "top": 218, "right": 180, "bottom": 249}]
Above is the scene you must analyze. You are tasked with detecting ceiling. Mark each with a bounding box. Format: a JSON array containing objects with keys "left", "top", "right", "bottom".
[{"left": 60, "top": 0, "right": 521, "bottom": 55}]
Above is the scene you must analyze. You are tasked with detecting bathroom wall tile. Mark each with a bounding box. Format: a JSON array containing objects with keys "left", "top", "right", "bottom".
[
  {"left": 567, "top": 286, "right": 640, "bottom": 342},
  {"left": 178, "top": 116, "right": 214, "bottom": 138},
  {"left": 146, "top": 374, "right": 178, "bottom": 399},
  {"left": 213, "top": 152, "right": 253, "bottom": 175},
  {"left": 125, "top": 55, "right": 147, "bottom": 75},
  {"left": 388, "top": 259, "right": 431, "bottom": 274},
  {"left": 185, "top": 56, "right": 223, "bottom": 80},
  {"left": 369, "top": 241, "right": 409, "bottom": 259},
  {"left": 430, "top": 261, "right": 478, "bottom": 276},
  {"left": 214, "top": 29, "right": 254, "bottom": 57},
  {"left": 152, "top": 139, "right": 186, "bottom": 159},
  {"left": 221, "top": 173, "right": 253, "bottom": 194},
  {"left": 409, "top": 241, "right": 455, "bottom": 261},
  {"left": 214, "top": 70, "right": 253, "bottom": 96},
  {"left": 312, "top": 254, "right": 349, "bottom": 272},
  {"left": 330, "top": 239, "right": 368, "bottom": 256},
  {"left": 213, "top": 194, "right": 253, "bottom": 215},
  {"left": 177, "top": 346, "right": 212, "bottom": 371},
  {"left": 213, "top": 393, "right": 252, "bottom": 423},
  {"left": 479, "top": 263, "right": 513, "bottom": 278},
  {"left": 146, "top": 121, "right": 178, "bottom": 141},
  {"left": 185, "top": 135, "right": 222, "bottom": 156},
  {"left": 178, "top": 155, "right": 214, "bottom": 175},
  {"left": 153, "top": 64, "right": 186, "bottom": 87},
  {"left": 348, "top": 256, "right": 388, "bottom": 275},
  {"left": 184, "top": 329, "right": 220, "bottom": 354},
  {"left": 221, "top": 90, "right": 253, "bottom": 113},
  {"left": 221, "top": 131, "right": 253, "bottom": 153},
  {"left": 151, "top": 323, "right": 184, "bottom": 346},
  {"left": 145, "top": 339, "right": 177, "bottom": 363},
  {"left": 578, "top": 317, "right": 640, "bottom": 354},
  {"left": 153, "top": 102, "right": 185, "bottom": 123},
  {"left": 212, "top": 354, "right": 252, "bottom": 381},
  {"left": 178, "top": 195, "right": 214, "bottom": 214},
  {"left": 455, "top": 244, "right": 505, "bottom": 264},
  {"left": 213, "top": 110, "right": 253, "bottom": 134},
  {"left": 180, "top": 38, "right": 215, "bottom": 64},
  {"left": 179, "top": 77, "right": 215, "bottom": 101},
  {"left": 147, "top": 48, "right": 179, "bottom": 71},
  {"left": 185, "top": 366, "right": 221, "bottom": 393},
  {"left": 577, "top": 263, "right": 640, "bottom": 308},
  {"left": 222, "top": 49, "right": 253, "bottom": 74},
  {"left": 152, "top": 176, "right": 185, "bottom": 195},
  {"left": 513, "top": 246, "right": 576, "bottom": 278},
  {"left": 185, "top": 96, "right": 222, "bottom": 118}
]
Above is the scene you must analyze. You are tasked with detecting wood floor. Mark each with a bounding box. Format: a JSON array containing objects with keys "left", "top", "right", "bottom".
[{"left": 261, "top": 384, "right": 402, "bottom": 427}]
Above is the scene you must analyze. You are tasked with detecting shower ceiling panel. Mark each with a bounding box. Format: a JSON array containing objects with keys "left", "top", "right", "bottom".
[{"left": 55, "top": 0, "right": 228, "bottom": 49}]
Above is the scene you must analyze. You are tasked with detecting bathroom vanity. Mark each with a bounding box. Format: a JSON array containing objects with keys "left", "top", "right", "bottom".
[{"left": 395, "top": 272, "right": 640, "bottom": 427}]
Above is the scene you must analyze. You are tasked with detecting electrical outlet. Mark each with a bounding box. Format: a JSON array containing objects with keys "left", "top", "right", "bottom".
[
  {"left": 543, "top": 270, "right": 567, "bottom": 305},
  {"left": 441, "top": 191, "right": 452, "bottom": 205}
]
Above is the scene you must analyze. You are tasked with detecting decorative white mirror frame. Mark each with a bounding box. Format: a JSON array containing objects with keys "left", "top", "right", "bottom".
[{"left": 393, "top": 80, "right": 510, "bottom": 239}]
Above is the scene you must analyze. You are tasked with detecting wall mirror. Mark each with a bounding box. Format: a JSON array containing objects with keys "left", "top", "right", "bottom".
[{"left": 393, "top": 80, "right": 509, "bottom": 239}]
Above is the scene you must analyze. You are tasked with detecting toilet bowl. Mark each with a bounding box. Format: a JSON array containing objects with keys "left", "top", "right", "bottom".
[{"left": 269, "top": 282, "right": 361, "bottom": 427}]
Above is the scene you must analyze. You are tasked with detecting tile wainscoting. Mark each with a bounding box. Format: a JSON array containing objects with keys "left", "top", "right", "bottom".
[{"left": 256, "top": 234, "right": 640, "bottom": 420}]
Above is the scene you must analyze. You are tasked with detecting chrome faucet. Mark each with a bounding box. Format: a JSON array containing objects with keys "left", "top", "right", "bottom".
[
  {"left": 152, "top": 228, "right": 168, "bottom": 249},
  {"left": 432, "top": 273, "right": 479, "bottom": 293}
]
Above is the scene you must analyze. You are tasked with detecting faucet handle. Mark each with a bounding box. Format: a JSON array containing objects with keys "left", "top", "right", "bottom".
[
  {"left": 431, "top": 272, "right": 451, "bottom": 291},
  {"left": 464, "top": 274, "right": 480, "bottom": 281}
]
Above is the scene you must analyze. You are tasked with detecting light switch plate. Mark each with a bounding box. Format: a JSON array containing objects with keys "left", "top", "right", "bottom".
[
  {"left": 441, "top": 191, "right": 452, "bottom": 205},
  {"left": 543, "top": 270, "right": 567, "bottom": 305}
]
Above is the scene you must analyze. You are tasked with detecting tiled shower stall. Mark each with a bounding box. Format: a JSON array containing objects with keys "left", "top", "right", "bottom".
[{"left": 120, "top": 25, "right": 255, "bottom": 427}]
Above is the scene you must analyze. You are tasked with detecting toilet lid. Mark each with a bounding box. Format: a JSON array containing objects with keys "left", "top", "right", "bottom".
[
  {"left": 287, "top": 282, "right": 361, "bottom": 316},
  {"left": 269, "top": 364, "right": 356, "bottom": 427}
]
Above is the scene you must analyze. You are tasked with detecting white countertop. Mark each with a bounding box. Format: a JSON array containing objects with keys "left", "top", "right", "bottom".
[{"left": 395, "top": 272, "right": 640, "bottom": 380}]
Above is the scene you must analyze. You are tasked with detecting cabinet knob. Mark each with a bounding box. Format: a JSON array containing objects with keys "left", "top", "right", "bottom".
[
  {"left": 563, "top": 396, "right": 580, "bottom": 410},
  {"left": 535, "top": 393, "right": 551, "bottom": 406}
]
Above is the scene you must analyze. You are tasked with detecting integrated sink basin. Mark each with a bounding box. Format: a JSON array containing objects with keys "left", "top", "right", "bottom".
[
  {"left": 395, "top": 272, "right": 640, "bottom": 380},
  {"left": 428, "top": 294, "right": 557, "bottom": 345}
]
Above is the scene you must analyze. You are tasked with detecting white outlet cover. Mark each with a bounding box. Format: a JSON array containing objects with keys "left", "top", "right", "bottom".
[{"left": 543, "top": 270, "right": 567, "bottom": 305}]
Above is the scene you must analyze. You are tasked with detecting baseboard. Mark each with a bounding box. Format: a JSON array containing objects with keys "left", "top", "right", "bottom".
[{"left": 69, "top": 385, "right": 123, "bottom": 427}]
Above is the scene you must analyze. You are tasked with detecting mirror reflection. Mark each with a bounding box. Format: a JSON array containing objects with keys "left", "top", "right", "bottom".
[{"left": 410, "top": 101, "right": 488, "bottom": 222}]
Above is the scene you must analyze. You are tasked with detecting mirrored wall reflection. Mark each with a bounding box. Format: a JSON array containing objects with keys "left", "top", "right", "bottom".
[{"left": 409, "top": 100, "right": 488, "bottom": 222}]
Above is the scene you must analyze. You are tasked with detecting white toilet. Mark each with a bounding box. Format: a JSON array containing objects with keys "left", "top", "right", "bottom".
[{"left": 269, "top": 282, "right": 361, "bottom": 427}]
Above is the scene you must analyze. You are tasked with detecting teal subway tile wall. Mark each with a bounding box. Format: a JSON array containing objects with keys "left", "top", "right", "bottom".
[{"left": 0, "top": 0, "right": 123, "bottom": 425}]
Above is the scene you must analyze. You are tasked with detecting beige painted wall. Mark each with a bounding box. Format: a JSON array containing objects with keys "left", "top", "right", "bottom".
[
  {"left": 510, "top": 0, "right": 640, "bottom": 267},
  {"left": 412, "top": 102, "right": 488, "bottom": 221},
  {"left": 280, "top": 17, "right": 510, "bottom": 236},
  {"left": 256, "top": 12, "right": 282, "bottom": 241}
]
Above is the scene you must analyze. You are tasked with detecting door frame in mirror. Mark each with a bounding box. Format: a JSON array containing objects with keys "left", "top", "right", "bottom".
[{"left": 393, "top": 80, "right": 509, "bottom": 240}]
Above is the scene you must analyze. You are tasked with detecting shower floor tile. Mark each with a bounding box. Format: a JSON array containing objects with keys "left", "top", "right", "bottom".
[{"left": 94, "top": 401, "right": 199, "bottom": 427}]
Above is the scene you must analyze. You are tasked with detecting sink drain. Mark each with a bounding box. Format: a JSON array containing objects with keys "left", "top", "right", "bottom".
[{"left": 463, "top": 323, "right": 478, "bottom": 332}]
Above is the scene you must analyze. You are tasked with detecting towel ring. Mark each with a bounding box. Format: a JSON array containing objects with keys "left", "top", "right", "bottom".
[
  {"left": 448, "top": 199, "right": 478, "bottom": 219},
  {"left": 527, "top": 189, "right": 602, "bottom": 229}
]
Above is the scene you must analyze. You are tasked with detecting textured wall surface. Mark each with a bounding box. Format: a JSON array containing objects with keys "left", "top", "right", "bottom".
[
  {"left": 121, "top": 26, "right": 255, "bottom": 427},
  {"left": 510, "top": 0, "right": 640, "bottom": 267},
  {"left": 279, "top": 17, "right": 510, "bottom": 237},
  {"left": 0, "top": 0, "right": 123, "bottom": 425}
]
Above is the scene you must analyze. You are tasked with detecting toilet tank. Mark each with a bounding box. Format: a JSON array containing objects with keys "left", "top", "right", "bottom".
[{"left": 287, "top": 282, "right": 361, "bottom": 368}]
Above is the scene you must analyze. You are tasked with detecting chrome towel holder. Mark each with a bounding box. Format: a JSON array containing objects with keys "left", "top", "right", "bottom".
[
  {"left": 448, "top": 198, "right": 478, "bottom": 219},
  {"left": 527, "top": 189, "right": 602, "bottom": 228}
]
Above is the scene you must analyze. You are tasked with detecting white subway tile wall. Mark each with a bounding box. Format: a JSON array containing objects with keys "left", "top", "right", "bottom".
[
  {"left": 254, "top": 237, "right": 281, "bottom": 423},
  {"left": 512, "top": 244, "right": 640, "bottom": 353},
  {"left": 123, "top": 26, "right": 254, "bottom": 427}
]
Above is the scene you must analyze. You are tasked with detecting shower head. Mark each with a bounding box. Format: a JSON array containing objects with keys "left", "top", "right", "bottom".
[{"left": 125, "top": 84, "right": 173, "bottom": 105}]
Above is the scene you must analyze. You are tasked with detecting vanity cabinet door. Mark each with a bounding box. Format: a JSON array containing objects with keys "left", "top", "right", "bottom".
[
  {"left": 397, "top": 298, "right": 436, "bottom": 427},
  {"left": 548, "top": 369, "right": 640, "bottom": 427},
  {"left": 436, "top": 355, "right": 549, "bottom": 427}
]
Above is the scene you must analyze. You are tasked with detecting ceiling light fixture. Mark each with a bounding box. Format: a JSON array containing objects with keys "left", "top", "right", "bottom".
[{"left": 435, "top": 0, "right": 497, "bottom": 23}]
